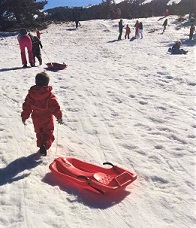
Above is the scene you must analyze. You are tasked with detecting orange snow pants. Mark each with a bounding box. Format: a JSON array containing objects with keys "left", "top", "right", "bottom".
[{"left": 32, "top": 113, "right": 55, "bottom": 150}]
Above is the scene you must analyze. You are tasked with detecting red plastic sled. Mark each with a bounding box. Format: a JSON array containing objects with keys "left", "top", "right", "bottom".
[
  {"left": 46, "top": 62, "right": 67, "bottom": 70},
  {"left": 49, "top": 157, "right": 137, "bottom": 194}
]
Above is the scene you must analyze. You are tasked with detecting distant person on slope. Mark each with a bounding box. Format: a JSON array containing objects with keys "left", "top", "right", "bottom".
[
  {"left": 189, "top": 24, "right": 195, "bottom": 40},
  {"left": 138, "top": 22, "right": 143, "bottom": 39},
  {"left": 162, "top": 19, "right": 168, "bottom": 33},
  {"left": 75, "top": 19, "right": 81, "bottom": 29},
  {"left": 17, "top": 28, "right": 35, "bottom": 68},
  {"left": 125, "top": 24, "right": 131, "bottom": 39},
  {"left": 29, "top": 33, "right": 43, "bottom": 65},
  {"left": 118, "top": 19, "right": 124, "bottom": 40},
  {"left": 116, "top": 8, "right": 121, "bottom": 19},
  {"left": 168, "top": 40, "right": 188, "bottom": 55},
  {"left": 134, "top": 20, "right": 139, "bottom": 38},
  {"left": 36, "top": 29, "right": 42, "bottom": 40},
  {"left": 21, "top": 72, "right": 63, "bottom": 156}
]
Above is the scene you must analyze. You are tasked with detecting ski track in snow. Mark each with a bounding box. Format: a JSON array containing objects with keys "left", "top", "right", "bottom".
[{"left": 0, "top": 15, "right": 195, "bottom": 228}]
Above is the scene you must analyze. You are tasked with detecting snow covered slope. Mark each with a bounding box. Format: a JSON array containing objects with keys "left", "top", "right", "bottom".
[{"left": 0, "top": 15, "right": 195, "bottom": 228}]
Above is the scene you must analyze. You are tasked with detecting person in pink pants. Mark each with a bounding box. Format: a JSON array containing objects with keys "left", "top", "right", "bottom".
[{"left": 17, "top": 29, "right": 35, "bottom": 68}]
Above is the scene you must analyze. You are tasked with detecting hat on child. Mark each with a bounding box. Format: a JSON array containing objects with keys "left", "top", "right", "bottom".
[
  {"left": 35, "top": 72, "right": 50, "bottom": 86},
  {"left": 176, "top": 40, "right": 182, "bottom": 45},
  {"left": 19, "top": 28, "right": 27, "bottom": 36}
]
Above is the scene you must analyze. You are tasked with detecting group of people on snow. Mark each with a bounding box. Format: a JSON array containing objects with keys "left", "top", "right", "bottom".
[
  {"left": 134, "top": 20, "right": 143, "bottom": 39},
  {"left": 167, "top": 23, "right": 194, "bottom": 55},
  {"left": 17, "top": 28, "right": 43, "bottom": 68},
  {"left": 117, "top": 16, "right": 194, "bottom": 56},
  {"left": 18, "top": 13, "right": 195, "bottom": 156},
  {"left": 118, "top": 19, "right": 143, "bottom": 40},
  {"left": 17, "top": 28, "right": 63, "bottom": 156}
]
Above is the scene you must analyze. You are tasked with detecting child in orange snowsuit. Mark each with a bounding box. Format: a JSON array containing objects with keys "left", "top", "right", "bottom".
[
  {"left": 21, "top": 72, "right": 63, "bottom": 156},
  {"left": 125, "top": 24, "right": 131, "bottom": 39}
]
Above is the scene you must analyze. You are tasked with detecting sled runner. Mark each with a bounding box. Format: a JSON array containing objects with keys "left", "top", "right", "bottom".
[
  {"left": 46, "top": 62, "right": 67, "bottom": 70},
  {"left": 49, "top": 157, "right": 137, "bottom": 194}
]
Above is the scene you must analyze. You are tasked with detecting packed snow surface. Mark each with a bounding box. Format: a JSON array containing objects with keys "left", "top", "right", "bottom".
[{"left": 0, "top": 15, "right": 195, "bottom": 228}]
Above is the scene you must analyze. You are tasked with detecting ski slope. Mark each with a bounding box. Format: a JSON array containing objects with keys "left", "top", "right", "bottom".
[{"left": 0, "top": 15, "right": 195, "bottom": 228}]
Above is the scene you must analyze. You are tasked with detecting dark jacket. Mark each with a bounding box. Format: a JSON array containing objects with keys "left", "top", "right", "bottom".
[
  {"left": 119, "top": 20, "right": 124, "bottom": 32},
  {"left": 171, "top": 43, "right": 188, "bottom": 54},
  {"left": 29, "top": 35, "right": 42, "bottom": 55},
  {"left": 139, "top": 22, "right": 143, "bottom": 30}
]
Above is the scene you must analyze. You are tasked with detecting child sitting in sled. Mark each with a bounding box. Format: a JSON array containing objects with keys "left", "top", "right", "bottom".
[
  {"left": 21, "top": 72, "right": 63, "bottom": 156},
  {"left": 168, "top": 40, "right": 188, "bottom": 55}
]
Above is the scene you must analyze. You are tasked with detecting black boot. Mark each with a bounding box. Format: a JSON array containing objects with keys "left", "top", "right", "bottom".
[
  {"left": 39, "top": 145, "right": 47, "bottom": 156},
  {"left": 30, "top": 62, "right": 35, "bottom": 67}
]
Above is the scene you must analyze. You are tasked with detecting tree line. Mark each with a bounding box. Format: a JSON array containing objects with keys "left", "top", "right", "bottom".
[
  {"left": 0, "top": 0, "right": 47, "bottom": 30},
  {"left": 0, "top": 0, "right": 195, "bottom": 31}
]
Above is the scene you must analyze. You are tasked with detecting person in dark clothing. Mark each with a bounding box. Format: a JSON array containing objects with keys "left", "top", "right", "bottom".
[
  {"left": 162, "top": 19, "right": 168, "bottom": 33},
  {"left": 73, "top": 9, "right": 81, "bottom": 29},
  {"left": 138, "top": 22, "right": 143, "bottom": 39},
  {"left": 29, "top": 33, "right": 43, "bottom": 65},
  {"left": 75, "top": 19, "right": 79, "bottom": 29},
  {"left": 169, "top": 40, "right": 188, "bottom": 54},
  {"left": 118, "top": 19, "right": 124, "bottom": 40},
  {"left": 189, "top": 24, "right": 195, "bottom": 40}
]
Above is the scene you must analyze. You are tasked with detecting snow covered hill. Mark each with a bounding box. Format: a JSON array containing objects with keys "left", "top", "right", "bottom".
[
  {"left": 114, "top": 0, "right": 183, "bottom": 5},
  {"left": 0, "top": 15, "right": 195, "bottom": 228}
]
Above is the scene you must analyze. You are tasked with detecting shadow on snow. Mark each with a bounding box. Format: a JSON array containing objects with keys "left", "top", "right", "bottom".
[
  {"left": 43, "top": 172, "right": 132, "bottom": 209},
  {"left": 0, "top": 152, "right": 42, "bottom": 186},
  {"left": 0, "top": 67, "right": 24, "bottom": 72}
]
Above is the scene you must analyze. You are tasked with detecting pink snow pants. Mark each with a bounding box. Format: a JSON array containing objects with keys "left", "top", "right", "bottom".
[{"left": 18, "top": 35, "right": 34, "bottom": 65}]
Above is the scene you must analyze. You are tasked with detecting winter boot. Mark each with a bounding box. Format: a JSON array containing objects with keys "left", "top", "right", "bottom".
[
  {"left": 30, "top": 62, "right": 35, "bottom": 67},
  {"left": 39, "top": 145, "right": 47, "bottom": 156},
  {"left": 39, "top": 59, "right": 42, "bottom": 65}
]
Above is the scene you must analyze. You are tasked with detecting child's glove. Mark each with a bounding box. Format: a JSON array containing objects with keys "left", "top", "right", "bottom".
[
  {"left": 22, "top": 119, "right": 27, "bottom": 125},
  {"left": 57, "top": 118, "right": 63, "bottom": 125}
]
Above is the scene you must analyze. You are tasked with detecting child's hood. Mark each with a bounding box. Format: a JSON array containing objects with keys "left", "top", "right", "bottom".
[{"left": 29, "top": 85, "right": 53, "bottom": 100}]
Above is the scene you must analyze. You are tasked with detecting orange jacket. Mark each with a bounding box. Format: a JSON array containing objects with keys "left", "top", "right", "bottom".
[
  {"left": 21, "top": 85, "right": 62, "bottom": 121},
  {"left": 125, "top": 26, "right": 131, "bottom": 34}
]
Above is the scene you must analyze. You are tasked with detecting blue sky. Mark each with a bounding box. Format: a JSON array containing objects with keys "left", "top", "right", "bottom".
[{"left": 42, "top": 0, "right": 103, "bottom": 10}]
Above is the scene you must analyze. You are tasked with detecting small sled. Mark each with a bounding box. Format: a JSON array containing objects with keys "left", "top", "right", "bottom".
[
  {"left": 46, "top": 62, "right": 67, "bottom": 71},
  {"left": 49, "top": 157, "right": 137, "bottom": 194}
]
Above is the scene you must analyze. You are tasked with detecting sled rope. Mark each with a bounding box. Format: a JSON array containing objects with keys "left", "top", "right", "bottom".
[
  {"left": 24, "top": 124, "right": 27, "bottom": 148},
  {"left": 62, "top": 123, "right": 100, "bottom": 154},
  {"left": 42, "top": 48, "right": 53, "bottom": 64},
  {"left": 55, "top": 123, "right": 59, "bottom": 155}
]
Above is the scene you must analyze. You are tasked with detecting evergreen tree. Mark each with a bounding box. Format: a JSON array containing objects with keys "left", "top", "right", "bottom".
[{"left": 0, "top": 0, "right": 47, "bottom": 30}]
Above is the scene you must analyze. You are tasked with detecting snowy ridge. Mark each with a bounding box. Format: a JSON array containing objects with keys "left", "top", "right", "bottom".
[
  {"left": 0, "top": 15, "right": 195, "bottom": 228},
  {"left": 114, "top": 0, "right": 183, "bottom": 5}
]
